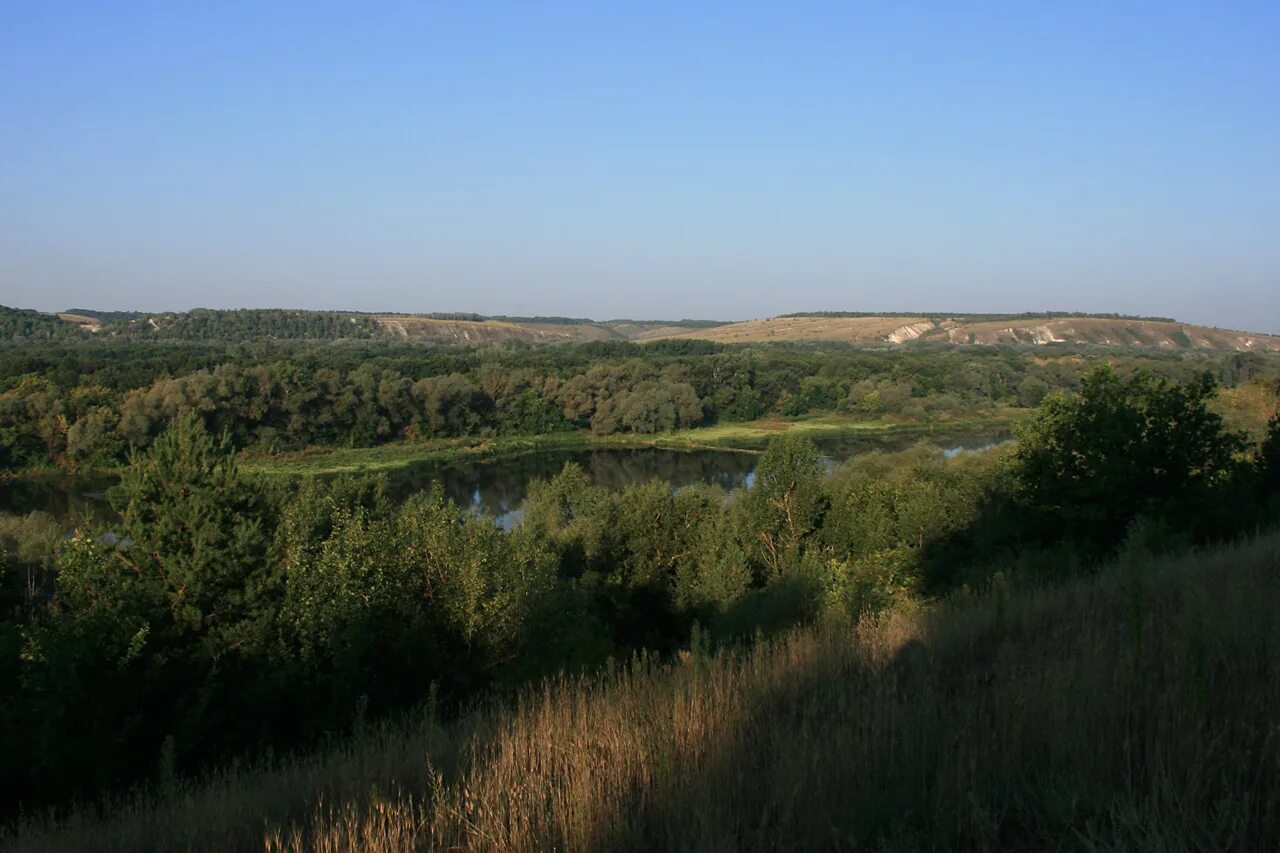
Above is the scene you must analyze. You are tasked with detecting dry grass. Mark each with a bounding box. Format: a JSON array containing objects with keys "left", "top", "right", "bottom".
[
  {"left": 953, "top": 317, "right": 1280, "bottom": 350},
  {"left": 7, "top": 534, "right": 1280, "bottom": 852},
  {"left": 644, "top": 314, "right": 1280, "bottom": 351},
  {"left": 640, "top": 315, "right": 925, "bottom": 344}
]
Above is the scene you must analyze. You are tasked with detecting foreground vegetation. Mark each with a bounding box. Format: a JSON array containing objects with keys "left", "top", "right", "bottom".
[
  {"left": 6, "top": 530, "right": 1279, "bottom": 851},
  {"left": 2, "top": 363, "right": 1278, "bottom": 831}
]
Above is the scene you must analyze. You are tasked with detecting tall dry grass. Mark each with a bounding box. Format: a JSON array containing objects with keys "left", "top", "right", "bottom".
[{"left": 6, "top": 533, "right": 1280, "bottom": 852}]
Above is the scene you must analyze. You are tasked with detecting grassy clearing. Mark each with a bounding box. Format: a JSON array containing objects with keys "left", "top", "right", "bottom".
[
  {"left": 241, "top": 410, "right": 1027, "bottom": 477},
  {"left": 7, "top": 531, "right": 1278, "bottom": 852}
]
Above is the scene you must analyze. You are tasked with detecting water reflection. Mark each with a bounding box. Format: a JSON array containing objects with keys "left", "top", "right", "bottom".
[
  {"left": 0, "top": 474, "right": 116, "bottom": 523},
  {"left": 383, "top": 448, "right": 759, "bottom": 529},
  {"left": 2, "top": 431, "right": 1010, "bottom": 529}
]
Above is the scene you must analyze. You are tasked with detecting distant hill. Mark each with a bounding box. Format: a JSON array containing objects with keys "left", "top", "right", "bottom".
[
  {"left": 38, "top": 307, "right": 382, "bottom": 341},
  {"left": 371, "top": 314, "right": 725, "bottom": 344},
  {"left": 29, "top": 306, "right": 727, "bottom": 345},
  {"left": 639, "top": 314, "right": 1280, "bottom": 352},
  {"left": 7, "top": 305, "right": 1280, "bottom": 351},
  {"left": 0, "top": 305, "right": 90, "bottom": 341}
]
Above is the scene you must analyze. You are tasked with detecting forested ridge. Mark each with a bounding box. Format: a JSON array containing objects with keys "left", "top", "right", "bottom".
[
  {"left": 2, "top": 305, "right": 722, "bottom": 346},
  {"left": 3, "top": 305, "right": 386, "bottom": 342}
]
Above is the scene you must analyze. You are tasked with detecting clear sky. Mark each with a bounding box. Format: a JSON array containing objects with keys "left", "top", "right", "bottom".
[{"left": 2, "top": 2, "right": 1278, "bottom": 330}]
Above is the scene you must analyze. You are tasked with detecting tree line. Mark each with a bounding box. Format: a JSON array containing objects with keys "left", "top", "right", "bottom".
[
  {"left": 3, "top": 337, "right": 1274, "bottom": 471},
  {"left": 1, "top": 305, "right": 388, "bottom": 343},
  {"left": 1, "top": 305, "right": 733, "bottom": 345}
]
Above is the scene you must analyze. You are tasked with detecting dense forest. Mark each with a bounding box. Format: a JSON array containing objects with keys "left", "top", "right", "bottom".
[
  {"left": 1, "top": 305, "right": 388, "bottom": 342},
  {"left": 0, "top": 305, "right": 729, "bottom": 347},
  {"left": 2, "top": 332, "right": 1275, "bottom": 472},
  {"left": 0, "top": 307, "right": 88, "bottom": 342}
]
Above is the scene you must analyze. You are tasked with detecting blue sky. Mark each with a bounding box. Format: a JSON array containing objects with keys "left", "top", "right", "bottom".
[{"left": 2, "top": 2, "right": 1277, "bottom": 330}]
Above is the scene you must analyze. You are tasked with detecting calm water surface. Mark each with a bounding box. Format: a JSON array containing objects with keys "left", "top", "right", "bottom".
[{"left": 1, "top": 431, "right": 1009, "bottom": 529}]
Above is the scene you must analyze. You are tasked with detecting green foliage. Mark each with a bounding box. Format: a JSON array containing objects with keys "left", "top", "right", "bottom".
[
  {"left": 2, "top": 364, "right": 1279, "bottom": 818},
  {"left": 1015, "top": 375, "right": 1049, "bottom": 407},
  {"left": 410, "top": 373, "right": 493, "bottom": 437},
  {"left": 9, "top": 415, "right": 273, "bottom": 802},
  {"left": 820, "top": 549, "right": 916, "bottom": 619},
  {"left": 1257, "top": 412, "right": 1280, "bottom": 521},
  {"left": 590, "top": 379, "right": 702, "bottom": 434},
  {"left": 107, "top": 412, "right": 269, "bottom": 648},
  {"left": 521, "top": 463, "right": 615, "bottom": 575},
  {"left": 738, "top": 434, "right": 826, "bottom": 579},
  {"left": 1259, "top": 412, "right": 1280, "bottom": 491},
  {"left": 612, "top": 480, "right": 713, "bottom": 590},
  {"left": 0, "top": 305, "right": 88, "bottom": 342},
  {"left": 100, "top": 308, "right": 383, "bottom": 341},
  {"left": 1015, "top": 365, "right": 1245, "bottom": 555},
  {"left": 673, "top": 509, "right": 752, "bottom": 616},
  {"left": 64, "top": 405, "right": 125, "bottom": 467},
  {"left": 0, "top": 511, "right": 62, "bottom": 624},
  {"left": 0, "top": 376, "right": 67, "bottom": 470},
  {"left": 3, "top": 333, "right": 1277, "bottom": 473}
]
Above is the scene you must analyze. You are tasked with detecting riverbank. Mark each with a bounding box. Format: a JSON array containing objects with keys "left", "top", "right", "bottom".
[{"left": 240, "top": 409, "right": 1029, "bottom": 477}]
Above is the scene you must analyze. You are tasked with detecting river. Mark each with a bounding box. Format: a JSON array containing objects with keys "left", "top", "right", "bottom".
[{"left": 1, "top": 431, "right": 1010, "bottom": 529}]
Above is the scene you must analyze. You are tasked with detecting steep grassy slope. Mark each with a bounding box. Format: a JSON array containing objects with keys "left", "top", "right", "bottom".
[
  {"left": 647, "top": 314, "right": 1280, "bottom": 350},
  {"left": 7, "top": 533, "right": 1278, "bottom": 852}
]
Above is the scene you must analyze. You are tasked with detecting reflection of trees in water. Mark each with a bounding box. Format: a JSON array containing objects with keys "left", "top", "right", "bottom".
[
  {"left": 15, "top": 433, "right": 1009, "bottom": 525},
  {"left": 0, "top": 475, "right": 115, "bottom": 522},
  {"left": 416, "top": 447, "right": 752, "bottom": 506},
  {"left": 584, "top": 450, "right": 755, "bottom": 492},
  {"left": 390, "top": 449, "right": 759, "bottom": 520},
  {"left": 812, "top": 430, "right": 1011, "bottom": 461}
]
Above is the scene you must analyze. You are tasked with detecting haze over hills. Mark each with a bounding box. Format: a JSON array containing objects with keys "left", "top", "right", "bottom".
[{"left": 13, "top": 305, "right": 1280, "bottom": 351}]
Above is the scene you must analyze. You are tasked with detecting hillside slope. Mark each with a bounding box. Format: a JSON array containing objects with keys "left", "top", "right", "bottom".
[
  {"left": 17, "top": 305, "right": 1280, "bottom": 351},
  {"left": 8, "top": 533, "right": 1278, "bottom": 852},
  {"left": 38, "top": 307, "right": 707, "bottom": 345},
  {"left": 374, "top": 314, "right": 619, "bottom": 344},
  {"left": 644, "top": 314, "right": 1280, "bottom": 350},
  {"left": 373, "top": 315, "right": 714, "bottom": 344}
]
